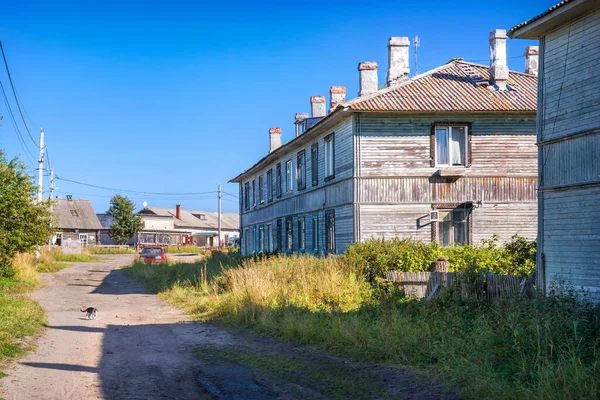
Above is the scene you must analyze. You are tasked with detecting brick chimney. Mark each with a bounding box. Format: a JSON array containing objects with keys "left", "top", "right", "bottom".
[
  {"left": 310, "top": 96, "right": 326, "bottom": 118},
  {"left": 524, "top": 46, "right": 539, "bottom": 76},
  {"left": 269, "top": 127, "right": 282, "bottom": 153},
  {"left": 358, "top": 62, "right": 378, "bottom": 96},
  {"left": 175, "top": 204, "right": 181, "bottom": 220},
  {"left": 387, "top": 37, "right": 410, "bottom": 86},
  {"left": 294, "top": 113, "right": 309, "bottom": 137},
  {"left": 329, "top": 86, "right": 346, "bottom": 113},
  {"left": 489, "top": 29, "right": 509, "bottom": 90}
]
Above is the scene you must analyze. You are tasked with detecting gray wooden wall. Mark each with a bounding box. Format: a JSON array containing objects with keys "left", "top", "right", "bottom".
[{"left": 538, "top": 8, "right": 600, "bottom": 299}]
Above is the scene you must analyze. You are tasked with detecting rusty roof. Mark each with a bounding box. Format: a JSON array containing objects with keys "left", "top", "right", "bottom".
[{"left": 343, "top": 60, "right": 537, "bottom": 112}]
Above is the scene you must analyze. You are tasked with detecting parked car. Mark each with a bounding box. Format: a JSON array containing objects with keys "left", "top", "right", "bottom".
[{"left": 140, "top": 246, "right": 166, "bottom": 263}]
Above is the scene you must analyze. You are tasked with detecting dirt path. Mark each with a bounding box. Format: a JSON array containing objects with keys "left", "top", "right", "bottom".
[{"left": 0, "top": 255, "right": 459, "bottom": 400}]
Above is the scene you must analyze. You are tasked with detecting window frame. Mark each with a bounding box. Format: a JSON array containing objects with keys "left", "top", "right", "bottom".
[
  {"left": 285, "top": 160, "right": 293, "bottom": 193},
  {"left": 324, "top": 133, "right": 335, "bottom": 181},
  {"left": 79, "top": 233, "right": 88, "bottom": 247},
  {"left": 285, "top": 216, "right": 293, "bottom": 252},
  {"left": 267, "top": 169, "right": 273, "bottom": 202},
  {"left": 258, "top": 224, "right": 264, "bottom": 254},
  {"left": 244, "top": 182, "right": 250, "bottom": 210},
  {"left": 311, "top": 143, "right": 319, "bottom": 186},
  {"left": 276, "top": 218, "right": 282, "bottom": 252},
  {"left": 297, "top": 150, "right": 306, "bottom": 191},
  {"left": 252, "top": 179, "right": 256, "bottom": 207},
  {"left": 431, "top": 203, "right": 473, "bottom": 246},
  {"left": 267, "top": 223, "right": 273, "bottom": 253},
  {"left": 325, "top": 209, "right": 336, "bottom": 254},
  {"left": 252, "top": 225, "right": 257, "bottom": 254},
  {"left": 430, "top": 122, "right": 472, "bottom": 168},
  {"left": 258, "top": 175, "right": 264, "bottom": 204},
  {"left": 244, "top": 228, "right": 249, "bottom": 255},
  {"left": 276, "top": 163, "right": 282, "bottom": 198},
  {"left": 311, "top": 215, "right": 318, "bottom": 254},
  {"left": 298, "top": 217, "right": 306, "bottom": 253}
]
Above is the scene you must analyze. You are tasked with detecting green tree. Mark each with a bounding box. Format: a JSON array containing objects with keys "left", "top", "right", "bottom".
[
  {"left": 0, "top": 152, "right": 53, "bottom": 277},
  {"left": 107, "top": 194, "right": 143, "bottom": 245}
]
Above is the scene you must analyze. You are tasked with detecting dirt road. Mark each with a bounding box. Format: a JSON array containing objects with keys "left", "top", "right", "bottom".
[{"left": 0, "top": 255, "right": 459, "bottom": 400}]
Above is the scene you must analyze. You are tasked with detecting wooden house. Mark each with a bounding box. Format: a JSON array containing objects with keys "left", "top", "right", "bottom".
[
  {"left": 52, "top": 198, "right": 102, "bottom": 247},
  {"left": 231, "top": 31, "right": 538, "bottom": 256},
  {"left": 509, "top": 0, "right": 600, "bottom": 298}
]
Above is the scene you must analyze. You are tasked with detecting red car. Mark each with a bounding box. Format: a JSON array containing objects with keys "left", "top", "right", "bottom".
[{"left": 140, "top": 247, "right": 166, "bottom": 263}]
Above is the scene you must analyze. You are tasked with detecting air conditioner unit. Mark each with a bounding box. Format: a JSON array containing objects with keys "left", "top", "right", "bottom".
[{"left": 429, "top": 210, "right": 440, "bottom": 222}]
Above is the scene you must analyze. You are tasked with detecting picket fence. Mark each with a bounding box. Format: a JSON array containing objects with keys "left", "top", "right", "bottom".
[{"left": 385, "top": 271, "right": 523, "bottom": 300}]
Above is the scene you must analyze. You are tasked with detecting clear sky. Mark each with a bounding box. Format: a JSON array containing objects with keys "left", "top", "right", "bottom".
[{"left": 0, "top": 0, "right": 547, "bottom": 214}]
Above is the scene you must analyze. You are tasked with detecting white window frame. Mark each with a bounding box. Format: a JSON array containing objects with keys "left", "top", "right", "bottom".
[
  {"left": 55, "top": 232, "right": 63, "bottom": 246},
  {"left": 285, "top": 160, "right": 293, "bottom": 193},
  {"left": 325, "top": 133, "right": 335, "bottom": 178},
  {"left": 435, "top": 125, "right": 468, "bottom": 167},
  {"left": 437, "top": 209, "right": 469, "bottom": 247},
  {"left": 79, "top": 233, "right": 88, "bottom": 247}
]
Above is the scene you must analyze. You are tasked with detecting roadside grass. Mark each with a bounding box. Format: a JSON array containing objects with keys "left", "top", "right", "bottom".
[
  {"left": 88, "top": 247, "right": 134, "bottom": 255},
  {"left": 123, "top": 253, "right": 600, "bottom": 399},
  {"left": 44, "top": 249, "right": 98, "bottom": 263},
  {"left": 165, "top": 245, "right": 205, "bottom": 254}
]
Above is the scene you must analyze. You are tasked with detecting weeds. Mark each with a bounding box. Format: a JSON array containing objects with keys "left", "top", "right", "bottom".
[{"left": 88, "top": 247, "right": 134, "bottom": 255}]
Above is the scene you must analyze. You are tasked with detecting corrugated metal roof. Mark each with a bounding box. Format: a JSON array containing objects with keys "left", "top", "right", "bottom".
[
  {"left": 344, "top": 61, "right": 537, "bottom": 112},
  {"left": 53, "top": 199, "right": 102, "bottom": 230},
  {"left": 141, "top": 207, "right": 239, "bottom": 231},
  {"left": 509, "top": 0, "right": 575, "bottom": 35}
]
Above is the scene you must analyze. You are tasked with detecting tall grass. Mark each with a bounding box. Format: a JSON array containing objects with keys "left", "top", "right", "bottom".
[
  {"left": 165, "top": 245, "right": 205, "bottom": 254},
  {"left": 123, "top": 253, "right": 600, "bottom": 399},
  {"left": 88, "top": 246, "right": 134, "bottom": 255}
]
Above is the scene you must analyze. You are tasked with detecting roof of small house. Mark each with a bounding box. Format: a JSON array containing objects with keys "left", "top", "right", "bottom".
[
  {"left": 139, "top": 207, "right": 239, "bottom": 231},
  {"left": 53, "top": 199, "right": 102, "bottom": 230},
  {"left": 343, "top": 60, "right": 537, "bottom": 112}
]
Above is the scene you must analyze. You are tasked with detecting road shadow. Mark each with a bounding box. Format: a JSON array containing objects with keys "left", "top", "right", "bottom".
[{"left": 91, "top": 269, "right": 149, "bottom": 295}]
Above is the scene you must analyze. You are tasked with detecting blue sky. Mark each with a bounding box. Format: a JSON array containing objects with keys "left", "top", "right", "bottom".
[{"left": 0, "top": 0, "right": 547, "bottom": 214}]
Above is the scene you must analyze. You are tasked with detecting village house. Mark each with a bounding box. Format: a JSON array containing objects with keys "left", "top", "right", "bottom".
[
  {"left": 231, "top": 30, "right": 539, "bottom": 257},
  {"left": 52, "top": 198, "right": 102, "bottom": 247},
  {"left": 98, "top": 204, "right": 239, "bottom": 247},
  {"left": 509, "top": 0, "right": 600, "bottom": 298}
]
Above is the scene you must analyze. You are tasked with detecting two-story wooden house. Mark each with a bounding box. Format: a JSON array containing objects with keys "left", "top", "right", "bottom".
[{"left": 231, "top": 30, "right": 538, "bottom": 256}]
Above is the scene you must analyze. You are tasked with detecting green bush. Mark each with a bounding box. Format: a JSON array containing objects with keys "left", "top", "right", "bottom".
[{"left": 345, "top": 235, "right": 536, "bottom": 279}]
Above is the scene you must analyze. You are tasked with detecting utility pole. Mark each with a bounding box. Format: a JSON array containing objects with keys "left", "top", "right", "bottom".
[
  {"left": 37, "top": 128, "right": 45, "bottom": 202},
  {"left": 217, "top": 184, "right": 222, "bottom": 247},
  {"left": 48, "top": 168, "right": 55, "bottom": 251}
]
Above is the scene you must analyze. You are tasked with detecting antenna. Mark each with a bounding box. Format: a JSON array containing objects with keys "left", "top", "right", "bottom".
[{"left": 413, "top": 36, "right": 420, "bottom": 76}]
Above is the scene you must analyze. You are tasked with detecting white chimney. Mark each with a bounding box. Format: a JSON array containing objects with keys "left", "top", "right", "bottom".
[
  {"left": 489, "top": 29, "right": 509, "bottom": 90},
  {"left": 310, "top": 96, "right": 326, "bottom": 118},
  {"left": 269, "top": 127, "right": 282, "bottom": 153},
  {"left": 329, "top": 86, "right": 346, "bottom": 113},
  {"left": 358, "top": 62, "right": 378, "bottom": 96},
  {"left": 387, "top": 37, "right": 410, "bottom": 86},
  {"left": 294, "top": 113, "right": 308, "bottom": 137},
  {"left": 524, "top": 46, "right": 539, "bottom": 76}
]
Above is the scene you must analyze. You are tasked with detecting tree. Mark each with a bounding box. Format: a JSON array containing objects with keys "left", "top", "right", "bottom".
[
  {"left": 0, "top": 151, "right": 53, "bottom": 277},
  {"left": 107, "top": 194, "right": 143, "bottom": 245}
]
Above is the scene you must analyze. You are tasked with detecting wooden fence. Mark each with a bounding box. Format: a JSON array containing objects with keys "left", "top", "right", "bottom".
[{"left": 385, "top": 271, "right": 523, "bottom": 300}]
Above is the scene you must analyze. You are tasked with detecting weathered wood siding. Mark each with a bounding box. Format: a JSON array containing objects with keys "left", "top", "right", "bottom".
[
  {"left": 239, "top": 115, "right": 355, "bottom": 256},
  {"left": 538, "top": 8, "right": 600, "bottom": 299},
  {"left": 355, "top": 113, "right": 537, "bottom": 245}
]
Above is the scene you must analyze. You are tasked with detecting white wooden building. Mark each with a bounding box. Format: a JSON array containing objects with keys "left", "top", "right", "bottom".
[
  {"left": 232, "top": 31, "right": 539, "bottom": 257},
  {"left": 510, "top": 0, "right": 600, "bottom": 299}
]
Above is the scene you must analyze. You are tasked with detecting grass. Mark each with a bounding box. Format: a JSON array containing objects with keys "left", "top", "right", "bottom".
[
  {"left": 165, "top": 245, "right": 205, "bottom": 254},
  {"left": 123, "top": 253, "right": 600, "bottom": 399},
  {"left": 88, "top": 246, "right": 134, "bottom": 255}
]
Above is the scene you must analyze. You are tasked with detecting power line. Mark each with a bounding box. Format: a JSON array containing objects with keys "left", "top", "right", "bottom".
[
  {"left": 0, "top": 79, "right": 36, "bottom": 165},
  {"left": 55, "top": 175, "right": 221, "bottom": 196},
  {"left": 0, "top": 41, "right": 38, "bottom": 147},
  {"left": 222, "top": 191, "right": 238, "bottom": 198}
]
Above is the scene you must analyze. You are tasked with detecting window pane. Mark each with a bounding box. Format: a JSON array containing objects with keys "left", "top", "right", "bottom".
[
  {"left": 435, "top": 128, "right": 449, "bottom": 165},
  {"left": 453, "top": 210, "right": 467, "bottom": 245},
  {"left": 311, "top": 144, "right": 318, "bottom": 186},
  {"left": 451, "top": 127, "right": 466, "bottom": 166},
  {"left": 312, "top": 215, "right": 318, "bottom": 252}
]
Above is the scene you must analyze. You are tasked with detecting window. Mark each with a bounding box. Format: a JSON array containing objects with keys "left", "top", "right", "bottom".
[
  {"left": 70, "top": 210, "right": 79, "bottom": 217},
  {"left": 438, "top": 209, "right": 469, "bottom": 247},
  {"left": 286, "top": 216, "right": 293, "bottom": 252},
  {"left": 258, "top": 225, "right": 264, "bottom": 253},
  {"left": 276, "top": 219, "right": 282, "bottom": 252},
  {"left": 267, "top": 169, "right": 273, "bottom": 202},
  {"left": 55, "top": 232, "right": 63, "bottom": 246},
  {"left": 324, "top": 133, "right": 335, "bottom": 179},
  {"left": 258, "top": 175, "right": 264, "bottom": 204},
  {"left": 298, "top": 217, "right": 306, "bottom": 252},
  {"left": 285, "top": 160, "right": 293, "bottom": 192},
  {"left": 325, "top": 210, "right": 335, "bottom": 253},
  {"left": 244, "top": 228, "right": 249, "bottom": 255},
  {"left": 311, "top": 215, "right": 318, "bottom": 253},
  {"left": 297, "top": 150, "right": 306, "bottom": 190},
  {"left": 244, "top": 182, "right": 250, "bottom": 210},
  {"left": 311, "top": 143, "right": 318, "bottom": 186},
  {"left": 252, "top": 179, "right": 256, "bottom": 207},
  {"left": 434, "top": 125, "right": 468, "bottom": 166},
  {"left": 79, "top": 233, "right": 88, "bottom": 247},
  {"left": 276, "top": 163, "right": 282, "bottom": 198},
  {"left": 267, "top": 224, "right": 273, "bottom": 252}
]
